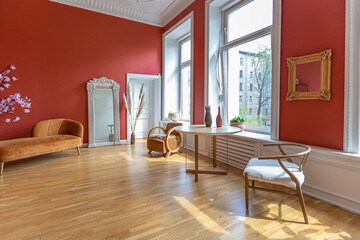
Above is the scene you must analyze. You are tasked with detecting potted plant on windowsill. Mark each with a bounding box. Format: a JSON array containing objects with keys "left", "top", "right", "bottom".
[{"left": 230, "top": 116, "right": 245, "bottom": 132}]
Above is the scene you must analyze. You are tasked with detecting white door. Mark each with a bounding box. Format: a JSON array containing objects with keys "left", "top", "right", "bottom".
[
  {"left": 127, "top": 74, "right": 161, "bottom": 140},
  {"left": 131, "top": 80, "right": 153, "bottom": 138}
]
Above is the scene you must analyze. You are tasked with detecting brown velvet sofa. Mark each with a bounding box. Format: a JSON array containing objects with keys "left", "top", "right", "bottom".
[{"left": 0, "top": 119, "right": 83, "bottom": 175}]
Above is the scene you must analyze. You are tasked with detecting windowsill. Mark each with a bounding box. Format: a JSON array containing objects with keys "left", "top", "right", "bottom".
[
  {"left": 233, "top": 131, "right": 360, "bottom": 163},
  {"left": 230, "top": 131, "right": 273, "bottom": 142}
]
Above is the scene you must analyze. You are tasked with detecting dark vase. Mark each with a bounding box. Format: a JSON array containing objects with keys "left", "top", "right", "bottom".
[
  {"left": 216, "top": 107, "right": 222, "bottom": 127},
  {"left": 204, "top": 105, "right": 212, "bottom": 127},
  {"left": 131, "top": 133, "right": 135, "bottom": 144}
]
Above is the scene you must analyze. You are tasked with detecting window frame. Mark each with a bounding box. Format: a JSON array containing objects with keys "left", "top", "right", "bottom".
[
  {"left": 179, "top": 37, "right": 192, "bottom": 122},
  {"left": 344, "top": 0, "right": 360, "bottom": 152},
  {"left": 221, "top": 0, "right": 273, "bottom": 134}
]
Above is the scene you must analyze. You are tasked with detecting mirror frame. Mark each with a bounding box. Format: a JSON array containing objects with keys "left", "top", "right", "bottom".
[
  {"left": 286, "top": 49, "right": 332, "bottom": 101},
  {"left": 87, "top": 77, "right": 120, "bottom": 147}
]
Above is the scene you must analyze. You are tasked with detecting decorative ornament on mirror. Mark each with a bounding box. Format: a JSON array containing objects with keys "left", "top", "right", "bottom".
[{"left": 168, "top": 111, "right": 181, "bottom": 122}]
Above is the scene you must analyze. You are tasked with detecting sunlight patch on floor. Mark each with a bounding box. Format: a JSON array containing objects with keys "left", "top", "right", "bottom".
[
  {"left": 173, "top": 196, "right": 228, "bottom": 234},
  {"left": 237, "top": 203, "right": 354, "bottom": 239}
]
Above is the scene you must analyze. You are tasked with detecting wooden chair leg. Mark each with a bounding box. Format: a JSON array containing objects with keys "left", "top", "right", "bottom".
[
  {"left": 245, "top": 173, "right": 249, "bottom": 213},
  {"left": 297, "top": 186, "right": 308, "bottom": 224},
  {"left": 252, "top": 180, "right": 255, "bottom": 187},
  {"left": 148, "top": 150, "right": 152, "bottom": 155},
  {"left": 0, "top": 162, "right": 4, "bottom": 176},
  {"left": 76, "top": 147, "right": 81, "bottom": 156},
  {"left": 165, "top": 152, "right": 171, "bottom": 158},
  {"left": 178, "top": 148, "right": 182, "bottom": 153}
]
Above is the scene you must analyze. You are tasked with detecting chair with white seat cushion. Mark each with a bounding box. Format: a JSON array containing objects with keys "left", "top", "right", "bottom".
[{"left": 243, "top": 143, "right": 311, "bottom": 224}]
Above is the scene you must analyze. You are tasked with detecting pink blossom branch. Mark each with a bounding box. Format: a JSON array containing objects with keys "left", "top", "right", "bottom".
[
  {"left": 0, "top": 65, "right": 32, "bottom": 123},
  {"left": 0, "top": 65, "right": 17, "bottom": 91}
]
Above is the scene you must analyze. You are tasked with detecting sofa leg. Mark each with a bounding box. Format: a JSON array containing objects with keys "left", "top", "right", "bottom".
[
  {"left": 76, "top": 147, "right": 81, "bottom": 155},
  {"left": 165, "top": 152, "right": 171, "bottom": 158},
  {"left": 0, "top": 162, "right": 4, "bottom": 176}
]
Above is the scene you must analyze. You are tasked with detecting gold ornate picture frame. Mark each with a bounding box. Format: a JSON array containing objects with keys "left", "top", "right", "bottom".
[{"left": 286, "top": 49, "right": 332, "bottom": 101}]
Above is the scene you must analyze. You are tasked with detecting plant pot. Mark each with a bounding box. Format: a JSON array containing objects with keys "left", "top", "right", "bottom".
[
  {"left": 230, "top": 122, "right": 245, "bottom": 132},
  {"left": 130, "top": 133, "right": 135, "bottom": 144}
]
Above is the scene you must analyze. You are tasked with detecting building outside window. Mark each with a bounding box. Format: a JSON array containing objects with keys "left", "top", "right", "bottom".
[
  {"left": 240, "top": 57, "right": 244, "bottom": 66},
  {"left": 240, "top": 82, "right": 243, "bottom": 91},
  {"left": 240, "top": 70, "right": 243, "bottom": 78}
]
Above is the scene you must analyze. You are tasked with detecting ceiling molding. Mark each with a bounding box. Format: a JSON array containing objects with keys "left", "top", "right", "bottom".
[
  {"left": 161, "top": 0, "right": 196, "bottom": 26},
  {"left": 49, "top": 0, "right": 196, "bottom": 27},
  {"left": 49, "top": 0, "right": 162, "bottom": 26}
]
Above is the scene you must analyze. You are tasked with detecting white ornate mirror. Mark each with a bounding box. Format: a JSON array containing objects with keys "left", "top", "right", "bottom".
[{"left": 87, "top": 77, "right": 120, "bottom": 147}]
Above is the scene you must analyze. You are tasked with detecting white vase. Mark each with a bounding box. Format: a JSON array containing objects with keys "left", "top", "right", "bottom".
[{"left": 168, "top": 112, "right": 182, "bottom": 122}]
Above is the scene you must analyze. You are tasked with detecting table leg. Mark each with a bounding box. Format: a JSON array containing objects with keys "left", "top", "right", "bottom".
[
  {"left": 213, "top": 136, "right": 217, "bottom": 168},
  {"left": 195, "top": 134, "right": 198, "bottom": 182}
]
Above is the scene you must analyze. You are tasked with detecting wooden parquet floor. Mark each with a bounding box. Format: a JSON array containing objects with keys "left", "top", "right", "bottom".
[{"left": 0, "top": 140, "right": 359, "bottom": 239}]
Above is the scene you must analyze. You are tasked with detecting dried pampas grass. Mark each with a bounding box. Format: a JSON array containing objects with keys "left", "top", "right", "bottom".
[{"left": 123, "top": 83, "right": 145, "bottom": 133}]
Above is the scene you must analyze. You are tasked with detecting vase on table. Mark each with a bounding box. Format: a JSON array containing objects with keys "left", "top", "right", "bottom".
[
  {"left": 204, "top": 105, "right": 212, "bottom": 127},
  {"left": 216, "top": 107, "right": 222, "bottom": 127},
  {"left": 130, "top": 132, "right": 135, "bottom": 144}
]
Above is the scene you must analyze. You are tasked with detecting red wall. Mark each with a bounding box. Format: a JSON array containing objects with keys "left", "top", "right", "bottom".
[
  {"left": 279, "top": 0, "right": 345, "bottom": 150},
  {"left": 163, "top": 0, "right": 205, "bottom": 124},
  {"left": 0, "top": 0, "right": 162, "bottom": 142}
]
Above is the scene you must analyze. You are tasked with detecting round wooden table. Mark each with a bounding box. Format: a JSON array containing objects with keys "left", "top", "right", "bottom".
[{"left": 174, "top": 125, "right": 241, "bottom": 182}]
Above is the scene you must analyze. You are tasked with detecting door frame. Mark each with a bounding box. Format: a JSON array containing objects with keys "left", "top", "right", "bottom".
[{"left": 126, "top": 73, "right": 161, "bottom": 141}]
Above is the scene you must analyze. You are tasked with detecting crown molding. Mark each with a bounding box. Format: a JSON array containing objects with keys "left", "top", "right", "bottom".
[
  {"left": 161, "top": 0, "right": 196, "bottom": 26},
  {"left": 49, "top": 0, "right": 162, "bottom": 26},
  {"left": 49, "top": 0, "right": 196, "bottom": 27}
]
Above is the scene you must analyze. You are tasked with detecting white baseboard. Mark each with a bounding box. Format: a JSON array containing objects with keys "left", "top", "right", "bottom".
[
  {"left": 84, "top": 141, "right": 125, "bottom": 148},
  {"left": 302, "top": 184, "right": 360, "bottom": 215}
]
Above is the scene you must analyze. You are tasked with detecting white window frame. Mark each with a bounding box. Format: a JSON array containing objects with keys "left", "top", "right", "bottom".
[
  {"left": 162, "top": 12, "right": 194, "bottom": 124},
  {"left": 220, "top": 0, "right": 279, "bottom": 136},
  {"left": 344, "top": 0, "right": 360, "bottom": 153},
  {"left": 179, "top": 37, "right": 192, "bottom": 122},
  {"left": 204, "top": 0, "right": 280, "bottom": 140}
]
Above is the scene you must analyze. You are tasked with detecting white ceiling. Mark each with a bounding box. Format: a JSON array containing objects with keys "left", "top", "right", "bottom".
[{"left": 49, "top": 0, "right": 196, "bottom": 27}]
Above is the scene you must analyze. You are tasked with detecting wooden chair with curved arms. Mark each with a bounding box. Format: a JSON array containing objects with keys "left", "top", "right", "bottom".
[
  {"left": 243, "top": 143, "right": 311, "bottom": 224},
  {"left": 147, "top": 122, "right": 183, "bottom": 158}
]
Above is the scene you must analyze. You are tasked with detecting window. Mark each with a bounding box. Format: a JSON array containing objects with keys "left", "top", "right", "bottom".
[
  {"left": 224, "top": 0, "right": 273, "bottom": 133},
  {"left": 240, "top": 57, "right": 244, "bottom": 66},
  {"left": 240, "top": 95, "right": 242, "bottom": 103},
  {"left": 180, "top": 38, "right": 191, "bottom": 121},
  {"left": 240, "top": 70, "right": 243, "bottom": 78}
]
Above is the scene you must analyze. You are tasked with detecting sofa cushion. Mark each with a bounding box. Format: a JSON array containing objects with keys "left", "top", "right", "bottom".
[{"left": 0, "top": 135, "right": 82, "bottom": 162}]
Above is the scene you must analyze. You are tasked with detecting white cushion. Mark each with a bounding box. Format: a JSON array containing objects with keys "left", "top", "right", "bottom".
[{"left": 243, "top": 158, "right": 304, "bottom": 188}]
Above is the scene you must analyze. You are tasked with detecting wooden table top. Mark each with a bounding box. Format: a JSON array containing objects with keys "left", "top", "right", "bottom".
[{"left": 174, "top": 125, "right": 241, "bottom": 136}]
